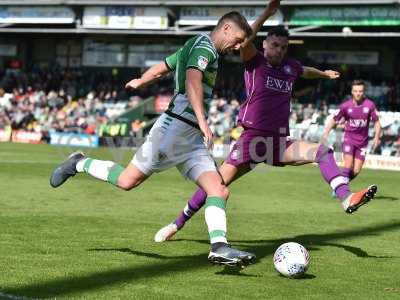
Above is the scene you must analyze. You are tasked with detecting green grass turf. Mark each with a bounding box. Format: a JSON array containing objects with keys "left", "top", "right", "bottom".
[{"left": 0, "top": 142, "right": 400, "bottom": 299}]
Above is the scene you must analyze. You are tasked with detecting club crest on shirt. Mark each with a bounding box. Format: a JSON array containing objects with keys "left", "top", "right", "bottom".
[
  {"left": 283, "top": 65, "right": 292, "bottom": 75},
  {"left": 363, "top": 107, "right": 370, "bottom": 114},
  {"left": 348, "top": 108, "right": 353, "bottom": 114}
]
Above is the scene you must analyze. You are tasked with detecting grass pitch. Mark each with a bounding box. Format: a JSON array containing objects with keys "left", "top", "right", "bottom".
[{"left": 0, "top": 142, "right": 399, "bottom": 299}]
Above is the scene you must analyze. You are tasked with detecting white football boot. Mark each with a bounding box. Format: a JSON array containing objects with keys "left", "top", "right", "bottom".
[{"left": 154, "top": 223, "right": 178, "bottom": 242}]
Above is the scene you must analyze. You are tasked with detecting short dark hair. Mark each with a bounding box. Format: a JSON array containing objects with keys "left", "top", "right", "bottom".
[
  {"left": 351, "top": 79, "right": 365, "bottom": 87},
  {"left": 267, "top": 26, "right": 290, "bottom": 39},
  {"left": 216, "top": 11, "right": 253, "bottom": 37}
]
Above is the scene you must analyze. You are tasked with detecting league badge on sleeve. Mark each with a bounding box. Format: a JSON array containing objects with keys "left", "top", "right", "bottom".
[{"left": 197, "top": 56, "right": 209, "bottom": 71}]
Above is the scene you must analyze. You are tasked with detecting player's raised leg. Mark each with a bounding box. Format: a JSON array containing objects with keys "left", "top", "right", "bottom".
[
  {"left": 50, "top": 152, "right": 149, "bottom": 190},
  {"left": 337, "top": 145, "right": 367, "bottom": 196},
  {"left": 154, "top": 162, "right": 251, "bottom": 242},
  {"left": 331, "top": 150, "right": 354, "bottom": 198},
  {"left": 282, "top": 140, "right": 377, "bottom": 213}
]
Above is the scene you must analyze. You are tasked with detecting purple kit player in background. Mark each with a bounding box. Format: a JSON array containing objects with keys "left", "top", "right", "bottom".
[
  {"left": 323, "top": 80, "right": 382, "bottom": 183},
  {"left": 154, "top": 26, "right": 378, "bottom": 242}
]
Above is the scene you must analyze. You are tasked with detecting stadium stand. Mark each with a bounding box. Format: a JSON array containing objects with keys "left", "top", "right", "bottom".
[{"left": 1, "top": 66, "right": 399, "bottom": 156}]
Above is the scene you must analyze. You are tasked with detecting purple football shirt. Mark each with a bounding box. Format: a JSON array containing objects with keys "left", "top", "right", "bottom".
[
  {"left": 238, "top": 51, "right": 303, "bottom": 134},
  {"left": 333, "top": 98, "right": 378, "bottom": 146}
]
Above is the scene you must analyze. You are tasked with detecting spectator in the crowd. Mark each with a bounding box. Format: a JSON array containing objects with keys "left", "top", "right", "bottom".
[{"left": 131, "top": 119, "right": 146, "bottom": 137}]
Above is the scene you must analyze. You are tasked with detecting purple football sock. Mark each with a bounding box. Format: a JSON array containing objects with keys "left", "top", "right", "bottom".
[
  {"left": 174, "top": 188, "right": 207, "bottom": 229},
  {"left": 342, "top": 167, "right": 354, "bottom": 182},
  {"left": 316, "top": 145, "right": 351, "bottom": 200}
]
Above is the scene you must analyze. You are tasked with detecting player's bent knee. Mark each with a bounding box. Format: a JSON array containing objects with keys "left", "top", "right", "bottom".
[
  {"left": 207, "top": 185, "right": 229, "bottom": 200},
  {"left": 214, "top": 185, "right": 229, "bottom": 200},
  {"left": 117, "top": 177, "right": 139, "bottom": 191},
  {"left": 117, "top": 181, "right": 134, "bottom": 191},
  {"left": 315, "top": 144, "right": 333, "bottom": 163},
  {"left": 221, "top": 186, "right": 230, "bottom": 200}
]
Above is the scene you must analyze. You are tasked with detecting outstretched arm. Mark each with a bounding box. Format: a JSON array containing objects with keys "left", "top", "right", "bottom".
[
  {"left": 372, "top": 119, "right": 382, "bottom": 151},
  {"left": 302, "top": 67, "right": 340, "bottom": 80},
  {"left": 240, "top": 0, "right": 281, "bottom": 62},
  {"left": 125, "top": 61, "right": 171, "bottom": 90}
]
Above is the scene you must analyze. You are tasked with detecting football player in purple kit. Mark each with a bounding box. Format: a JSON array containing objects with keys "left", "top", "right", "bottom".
[
  {"left": 154, "top": 23, "right": 378, "bottom": 242},
  {"left": 322, "top": 80, "right": 382, "bottom": 184}
]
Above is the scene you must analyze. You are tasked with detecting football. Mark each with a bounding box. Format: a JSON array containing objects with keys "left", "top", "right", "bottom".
[{"left": 273, "top": 242, "right": 310, "bottom": 278}]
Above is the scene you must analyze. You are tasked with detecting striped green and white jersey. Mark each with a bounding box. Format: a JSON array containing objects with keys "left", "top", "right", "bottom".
[{"left": 164, "top": 34, "right": 219, "bottom": 123}]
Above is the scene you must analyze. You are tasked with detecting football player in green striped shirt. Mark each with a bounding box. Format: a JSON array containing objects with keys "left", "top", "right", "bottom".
[{"left": 50, "top": 11, "right": 257, "bottom": 267}]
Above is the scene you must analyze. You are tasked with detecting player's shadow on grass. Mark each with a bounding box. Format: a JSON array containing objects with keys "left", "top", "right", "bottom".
[
  {"left": 3, "top": 221, "right": 400, "bottom": 299},
  {"left": 229, "top": 232, "right": 397, "bottom": 261},
  {"left": 374, "top": 195, "right": 399, "bottom": 201},
  {"left": 87, "top": 248, "right": 190, "bottom": 260},
  {"left": 170, "top": 238, "right": 209, "bottom": 245},
  {"left": 215, "top": 267, "right": 260, "bottom": 277},
  {"left": 276, "top": 273, "right": 316, "bottom": 280},
  {"left": 176, "top": 238, "right": 395, "bottom": 260},
  {"left": 323, "top": 243, "right": 395, "bottom": 258},
  {"left": 87, "top": 247, "right": 260, "bottom": 277}
]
